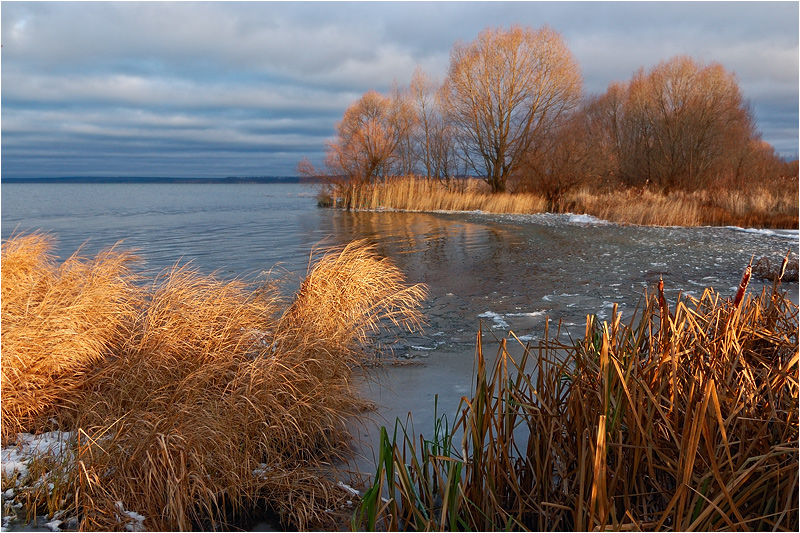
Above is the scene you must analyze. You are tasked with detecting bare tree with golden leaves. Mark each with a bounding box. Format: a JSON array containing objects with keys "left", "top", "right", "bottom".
[
  {"left": 444, "top": 25, "right": 582, "bottom": 193},
  {"left": 622, "top": 55, "right": 759, "bottom": 190},
  {"left": 324, "top": 89, "right": 415, "bottom": 186}
]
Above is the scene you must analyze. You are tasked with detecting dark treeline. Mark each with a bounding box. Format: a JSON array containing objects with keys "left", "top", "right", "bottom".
[{"left": 300, "top": 25, "right": 797, "bottom": 210}]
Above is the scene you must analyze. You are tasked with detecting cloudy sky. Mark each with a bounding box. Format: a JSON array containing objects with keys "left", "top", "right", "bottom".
[{"left": 1, "top": 1, "right": 797, "bottom": 179}]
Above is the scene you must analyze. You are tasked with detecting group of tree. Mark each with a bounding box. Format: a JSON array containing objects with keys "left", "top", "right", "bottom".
[{"left": 299, "top": 24, "right": 796, "bottom": 205}]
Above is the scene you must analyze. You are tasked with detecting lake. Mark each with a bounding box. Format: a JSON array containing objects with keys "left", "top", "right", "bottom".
[{"left": 2, "top": 181, "right": 797, "bottom": 480}]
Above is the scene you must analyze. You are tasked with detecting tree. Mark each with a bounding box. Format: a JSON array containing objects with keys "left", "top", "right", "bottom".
[
  {"left": 324, "top": 89, "right": 415, "bottom": 185},
  {"left": 620, "top": 56, "right": 758, "bottom": 190},
  {"left": 444, "top": 25, "right": 582, "bottom": 193},
  {"left": 409, "top": 67, "right": 460, "bottom": 185}
]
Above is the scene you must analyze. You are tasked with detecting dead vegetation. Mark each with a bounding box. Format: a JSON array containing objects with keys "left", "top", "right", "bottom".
[
  {"left": 355, "top": 266, "right": 799, "bottom": 531},
  {"left": 323, "top": 176, "right": 799, "bottom": 229},
  {"left": 1, "top": 234, "right": 426, "bottom": 531}
]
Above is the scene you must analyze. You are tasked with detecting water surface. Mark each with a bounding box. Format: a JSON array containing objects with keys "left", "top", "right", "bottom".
[{"left": 3, "top": 182, "right": 797, "bottom": 478}]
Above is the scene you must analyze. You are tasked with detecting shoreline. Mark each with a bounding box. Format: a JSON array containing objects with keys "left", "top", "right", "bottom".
[
  {"left": 316, "top": 177, "right": 799, "bottom": 230},
  {"left": 346, "top": 203, "right": 800, "bottom": 236}
]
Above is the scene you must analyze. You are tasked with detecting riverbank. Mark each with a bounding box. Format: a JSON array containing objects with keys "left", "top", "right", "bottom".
[
  {"left": 318, "top": 177, "right": 799, "bottom": 229},
  {"left": 355, "top": 274, "right": 800, "bottom": 531}
]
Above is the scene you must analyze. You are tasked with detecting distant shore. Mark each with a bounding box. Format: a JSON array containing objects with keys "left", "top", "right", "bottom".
[{"left": 1, "top": 176, "right": 302, "bottom": 184}]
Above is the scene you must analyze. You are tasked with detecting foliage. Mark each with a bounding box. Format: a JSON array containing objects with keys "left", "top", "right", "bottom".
[
  {"left": 444, "top": 25, "right": 582, "bottom": 193},
  {"left": 324, "top": 89, "right": 416, "bottom": 187},
  {"left": 303, "top": 28, "right": 791, "bottom": 203}
]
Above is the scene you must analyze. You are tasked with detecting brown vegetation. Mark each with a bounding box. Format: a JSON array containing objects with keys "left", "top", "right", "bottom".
[
  {"left": 1, "top": 235, "right": 426, "bottom": 531},
  {"left": 301, "top": 26, "right": 796, "bottom": 225},
  {"left": 1, "top": 232, "right": 142, "bottom": 439},
  {"left": 320, "top": 176, "right": 798, "bottom": 229},
  {"left": 356, "top": 271, "right": 799, "bottom": 531},
  {"left": 444, "top": 25, "right": 582, "bottom": 193}
]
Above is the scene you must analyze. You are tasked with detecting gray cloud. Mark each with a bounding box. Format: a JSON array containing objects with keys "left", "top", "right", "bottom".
[{"left": 2, "top": 1, "right": 797, "bottom": 178}]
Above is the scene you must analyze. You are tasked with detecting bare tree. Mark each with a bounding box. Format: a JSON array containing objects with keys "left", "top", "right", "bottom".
[
  {"left": 444, "top": 25, "right": 582, "bottom": 193},
  {"left": 323, "top": 89, "right": 414, "bottom": 185},
  {"left": 410, "top": 67, "right": 438, "bottom": 179},
  {"left": 409, "top": 67, "right": 460, "bottom": 185},
  {"left": 513, "top": 107, "right": 597, "bottom": 210},
  {"left": 621, "top": 56, "right": 758, "bottom": 190},
  {"left": 388, "top": 82, "right": 418, "bottom": 178}
]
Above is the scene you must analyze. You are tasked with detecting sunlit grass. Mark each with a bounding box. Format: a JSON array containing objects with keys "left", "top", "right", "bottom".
[
  {"left": 1, "top": 234, "right": 426, "bottom": 531},
  {"left": 1, "top": 232, "right": 142, "bottom": 442},
  {"left": 321, "top": 178, "right": 547, "bottom": 214},
  {"left": 321, "top": 176, "right": 799, "bottom": 229}
]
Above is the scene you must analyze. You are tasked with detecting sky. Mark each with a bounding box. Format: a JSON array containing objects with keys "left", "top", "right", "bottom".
[{"left": 1, "top": 1, "right": 798, "bottom": 179}]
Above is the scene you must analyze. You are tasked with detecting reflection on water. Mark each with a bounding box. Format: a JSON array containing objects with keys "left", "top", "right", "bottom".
[{"left": 322, "top": 209, "right": 797, "bottom": 351}]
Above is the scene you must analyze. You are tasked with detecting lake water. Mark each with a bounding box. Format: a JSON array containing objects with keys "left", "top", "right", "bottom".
[{"left": 2, "top": 181, "right": 798, "bottom": 484}]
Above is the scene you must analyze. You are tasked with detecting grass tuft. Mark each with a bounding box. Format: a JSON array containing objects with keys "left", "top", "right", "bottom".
[
  {"left": 1, "top": 232, "right": 141, "bottom": 443},
  {"left": 1, "top": 234, "right": 426, "bottom": 531}
]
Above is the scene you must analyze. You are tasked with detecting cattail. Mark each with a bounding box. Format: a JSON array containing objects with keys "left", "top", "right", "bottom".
[
  {"left": 733, "top": 263, "right": 752, "bottom": 308},
  {"left": 778, "top": 250, "right": 790, "bottom": 282}
]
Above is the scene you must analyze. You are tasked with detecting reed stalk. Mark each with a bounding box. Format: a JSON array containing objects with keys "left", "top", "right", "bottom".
[
  {"left": 321, "top": 177, "right": 799, "bottom": 229},
  {"left": 355, "top": 272, "right": 799, "bottom": 531}
]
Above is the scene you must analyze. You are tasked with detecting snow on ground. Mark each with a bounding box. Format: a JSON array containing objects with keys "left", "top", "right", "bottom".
[
  {"left": 1, "top": 432, "right": 73, "bottom": 479},
  {"left": 1, "top": 432, "right": 83, "bottom": 532}
]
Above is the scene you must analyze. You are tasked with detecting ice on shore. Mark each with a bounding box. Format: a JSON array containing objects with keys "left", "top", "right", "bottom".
[
  {"left": 1, "top": 431, "right": 74, "bottom": 479},
  {"left": 727, "top": 226, "right": 799, "bottom": 240}
]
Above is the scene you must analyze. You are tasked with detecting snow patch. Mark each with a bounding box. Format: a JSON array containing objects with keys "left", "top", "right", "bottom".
[
  {"left": 567, "top": 213, "right": 609, "bottom": 225},
  {"left": 1, "top": 431, "right": 73, "bottom": 478},
  {"left": 114, "top": 501, "right": 146, "bottom": 532},
  {"left": 506, "top": 311, "right": 545, "bottom": 317}
]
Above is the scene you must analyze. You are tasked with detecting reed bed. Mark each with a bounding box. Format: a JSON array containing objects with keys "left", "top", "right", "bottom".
[
  {"left": 323, "top": 177, "right": 799, "bottom": 229},
  {"left": 323, "top": 178, "right": 548, "bottom": 214},
  {"left": 570, "top": 187, "right": 799, "bottom": 229},
  {"left": 355, "top": 268, "right": 799, "bottom": 531},
  {"left": 1, "top": 235, "right": 426, "bottom": 531}
]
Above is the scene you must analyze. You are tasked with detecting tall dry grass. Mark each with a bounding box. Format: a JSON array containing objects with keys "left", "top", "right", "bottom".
[
  {"left": 323, "top": 178, "right": 548, "bottom": 214},
  {"left": 569, "top": 187, "right": 799, "bottom": 228},
  {"left": 1, "top": 234, "right": 426, "bottom": 531},
  {"left": 356, "top": 273, "right": 799, "bottom": 531},
  {"left": 322, "top": 176, "right": 799, "bottom": 229},
  {"left": 1, "top": 232, "right": 141, "bottom": 441}
]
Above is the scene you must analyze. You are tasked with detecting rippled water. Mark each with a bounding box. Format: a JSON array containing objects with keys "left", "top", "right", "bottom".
[
  {"left": 3, "top": 181, "right": 797, "bottom": 350},
  {"left": 3, "top": 181, "right": 797, "bottom": 479}
]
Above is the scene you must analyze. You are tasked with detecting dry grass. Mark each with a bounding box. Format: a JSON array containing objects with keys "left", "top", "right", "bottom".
[
  {"left": 356, "top": 273, "right": 799, "bottom": 531},
  {"left": 322, "top": 176, "right": 799, "bottom": 229},
  {"left": 323, "top": 177, "right": 548, "bottom": 214},
  {"left": 1, "top": 234, "right": 426, "bottom": 531},
  {"left": 568, "top": 188, "right": 703, "bottom": 226},
  {"left": 1, "top": 232, "right": 141, "bottom": 442},
  {"left": 570, "top": 187, "right": 799, "bottom": 228}
]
